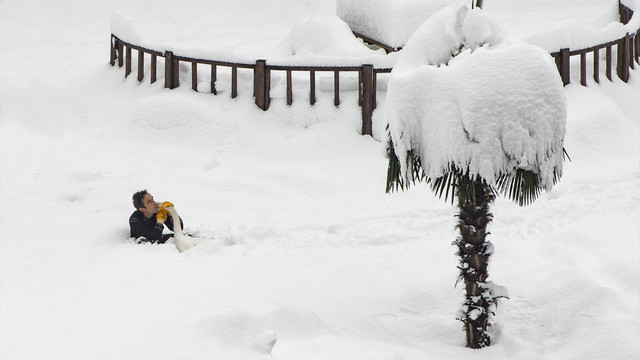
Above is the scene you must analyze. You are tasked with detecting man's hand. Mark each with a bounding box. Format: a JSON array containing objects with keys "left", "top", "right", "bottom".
[
  {"left": 156, "top": 208, "right": 169, "bottom": 223},
  {"left": 161, "top": 201, "right": 174, "bottom": 209}
]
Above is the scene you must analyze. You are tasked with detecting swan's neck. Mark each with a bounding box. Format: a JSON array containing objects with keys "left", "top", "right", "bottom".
[{"left": 165, "top": 207, "right": 182, "bottom": 234}]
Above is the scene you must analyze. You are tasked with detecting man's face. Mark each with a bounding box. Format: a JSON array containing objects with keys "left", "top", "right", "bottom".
[{"left": 140, "top": 193, "right": 160, "bottom": 214}]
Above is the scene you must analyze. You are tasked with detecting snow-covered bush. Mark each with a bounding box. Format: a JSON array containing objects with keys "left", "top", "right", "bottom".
[{"left": 268, "top": 15, "right": 387, "bottom": 66}]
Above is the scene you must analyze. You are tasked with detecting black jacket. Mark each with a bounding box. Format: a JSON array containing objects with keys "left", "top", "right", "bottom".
[{"left": 129, "top": 210, "right": 183, "bottom": 243}]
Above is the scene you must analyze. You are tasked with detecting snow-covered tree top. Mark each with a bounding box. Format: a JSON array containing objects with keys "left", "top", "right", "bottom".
[{"left": 386, "top": 4, "right": 566, "bottom": 190}]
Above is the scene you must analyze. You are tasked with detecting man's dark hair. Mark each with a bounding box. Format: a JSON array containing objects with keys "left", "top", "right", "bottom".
[{"left": 132, "top": 189, "right": 149, "bottom": 209}]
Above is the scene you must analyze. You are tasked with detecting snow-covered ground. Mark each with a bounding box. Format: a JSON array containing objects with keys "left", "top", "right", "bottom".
[{"left": 1, "top": 1, "right": 638, "bottom": 359}]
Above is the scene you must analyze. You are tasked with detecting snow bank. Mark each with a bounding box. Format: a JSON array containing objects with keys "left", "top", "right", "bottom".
[
  {"left": 502, "top": 0, "right": 639, "bottom": 53},
  {"left": 110, "top": 8, "right": 260, "bottom": 64},
  {"left": 203, "top": 304, "right": 333, "bottom": 354},
  {"left": 387, "top": 4, "right": 566, "bottom": 189},
  {"left": 110, "top": 11, "right": 142, "bottom": 45},
  {"left": 337, "top": 0, "right": 457, "bottom": 49},
  {"left": 111, "top": 5, "right": 395, "bottom": 67}
]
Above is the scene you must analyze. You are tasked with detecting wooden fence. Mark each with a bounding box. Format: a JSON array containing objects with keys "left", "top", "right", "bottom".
[
  {"left": 109, "top": 35, "right": 390, "bottom": 136},
  {"left": 551, "top": 30, "right": 639, "bottom": 86},
  {"left": 548, "top": 2, "right": 638, "bottom": 86},
  {"left": 110, "top": 3, "right": 638, "bottom": 137}
]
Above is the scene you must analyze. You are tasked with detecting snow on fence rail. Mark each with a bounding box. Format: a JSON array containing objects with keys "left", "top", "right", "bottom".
[{"left": 109, "top": 4, "right": 638, "bottom": 137}]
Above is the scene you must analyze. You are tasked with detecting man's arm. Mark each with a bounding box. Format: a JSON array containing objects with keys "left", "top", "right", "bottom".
[{"left": 129, "top": 215, "right": 164, "bottom": 242}]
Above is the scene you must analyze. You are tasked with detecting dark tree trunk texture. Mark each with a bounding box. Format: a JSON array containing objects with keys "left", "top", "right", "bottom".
[{"left": 454, "top": 179, "right": 494, "bottom": 348}]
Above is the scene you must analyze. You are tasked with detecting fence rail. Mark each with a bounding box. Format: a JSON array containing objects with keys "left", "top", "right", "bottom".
[{"left": 110, "top": 3, "right": 638, "bottom": 137}]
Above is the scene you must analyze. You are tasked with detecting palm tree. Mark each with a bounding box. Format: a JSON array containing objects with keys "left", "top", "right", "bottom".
[
  {"left": 384, "top": 3, "right": 567, "bottom": 349},
  {"left": 386, "top": 147, "right": 565, "bottom": 348}
]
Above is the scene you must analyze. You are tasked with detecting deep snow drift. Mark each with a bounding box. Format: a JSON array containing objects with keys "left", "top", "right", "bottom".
[{"left": 1, "top": 0, "right": 638, "bottom": 359}]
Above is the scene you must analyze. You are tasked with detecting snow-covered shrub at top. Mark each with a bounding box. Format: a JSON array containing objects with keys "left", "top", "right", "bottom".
[
  {"left": 386, "top": 3, "right": 566, "bottom": 191},
  {"left": 281, "top": 16, "right": 375, "bottom": 58},
  {"left": 337, "top": 0, "right": 457, "bottom": 49},
  {"left": 268, "top": 15, "right": 391, "bottom": 66}
]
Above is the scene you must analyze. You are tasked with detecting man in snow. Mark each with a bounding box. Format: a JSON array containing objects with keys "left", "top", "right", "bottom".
[{"left": 129, "top": 190, "right": 183, "bottom": 244}]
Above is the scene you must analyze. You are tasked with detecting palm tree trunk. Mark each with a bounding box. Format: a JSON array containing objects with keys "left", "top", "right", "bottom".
[{"left": 454, "top": 179, "right": 494, "bottom": 348}]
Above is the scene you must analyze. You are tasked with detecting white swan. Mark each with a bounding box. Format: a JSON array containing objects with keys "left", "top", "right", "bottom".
[{"left": 165, "top": 206, "right": 204, "bottom": 253}]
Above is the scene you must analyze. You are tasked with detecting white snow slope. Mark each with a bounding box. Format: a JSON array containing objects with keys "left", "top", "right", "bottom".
[{"left": 1, "top": 0, "right": 638, "bottom": 359}]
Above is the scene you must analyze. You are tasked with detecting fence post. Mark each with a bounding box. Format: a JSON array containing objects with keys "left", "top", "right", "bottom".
[
  {"left": 633, "top": 30, "right": 640, "bottom": 64},
  {"left": 286, "top": 70, "right": 293, "bottom": 106},
  {"left": 617, "top": 35, "right": 629, "bottom": 83},
  {"left": 151, "top": 54, "right": 157, "bottom": 84},
  {"left": 118, "top": 41, "right": 124, "bottom": 67},
  {"left": 580, "top": 52, "right": 587, "bottom": 86},
  {"left": 137, "top": 49, "right": 144, "bottom": 82},
  {"left": 192, "top": 62, "right": 198, "bottom": 91},
  {"left": 165, "top": 51, "right": 174, "bottom": 89},
  {"left": 555, "top": 48, "right": 570, "bottom": 85},
  {"left": 619, "top": 1, "right": 633, "bottom": 24},
  {"left": 361, "top": 64, "right": 374, "bottom": 136},
  {"left": 173, "top": 57, "right": 180, "bottom": 89},
  {"left": 125, "top": 46, "right": 132, "bottom": 78},
  {"left": 606, "top": 45, "right": 613, "bottom": 80},
  {"left": 211, "top": 64, "right": 217, "bottom": 94},
  {"left": 628, "top": 34, "right": 635, "bottom": 70},
  {"left": 358, "top": 70, "right": 362, "bottom": 106},
  {"left": 373, "top": 71, "right": 378, "bottom": 110},
  {"left": 110, "top": 35, "right": 117, "bottom": 66},
  {"left": 593, "top": 49, "right": 600, "bottom": 83},
  {"left": 266, "top": 68, "right": 271, "bottom": 109},
  {"left": 334, "top": 70, "right": 340, "bottom": 107},
  {"left": 254, "top": 60, "right": 270, "bottom": 111},
  {"left": 231, "top": 66, "right": 238, "bottom": 98},
  {"left": 310, "top": 70, "right": 316, "bottom": 105}
]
